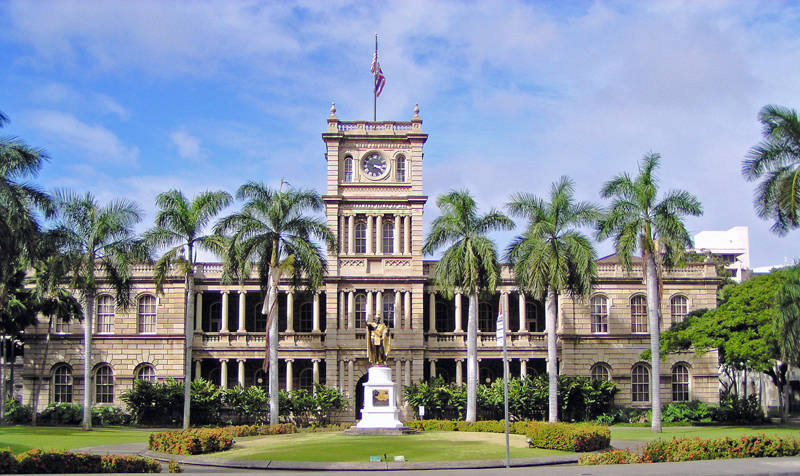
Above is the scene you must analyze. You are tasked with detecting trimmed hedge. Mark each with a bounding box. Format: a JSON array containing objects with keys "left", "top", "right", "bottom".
[
  {"left": 580, "top": 434, "right": 800, "bottom": 465},
  {"left": 525, "top": 422, "right": 610, "bottom": 452},
  {"left": 149, "top": 428, "right": 233, "bottom": 455},
  {"left": 0, "top": 448, "right": 160, "bottom": 473},
  {"left": 403, "top": 419, "right": 610, "bottom": 452},
  {"left": 222, "top": 423, "right": 297, "bottom": 437}
]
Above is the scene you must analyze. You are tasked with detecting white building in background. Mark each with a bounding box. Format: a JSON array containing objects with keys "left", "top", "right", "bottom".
[{"left": 692, "top": 226, "right": 751, "bottom": 283}]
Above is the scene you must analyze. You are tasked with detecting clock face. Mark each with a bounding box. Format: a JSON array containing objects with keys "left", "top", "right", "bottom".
[{"left": 361, "top": 153, "right": 388, "bottom": 178}]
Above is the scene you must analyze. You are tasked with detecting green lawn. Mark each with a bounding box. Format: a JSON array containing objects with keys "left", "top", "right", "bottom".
[
  {"left": 0, "top": 426, "right": 153, "bottom": 454},
  {"left": 611, "top": 425, "right": 800, "bottom": 442},
  {"left": 213, "top": 431, "right": 569, "bottom": 462}
]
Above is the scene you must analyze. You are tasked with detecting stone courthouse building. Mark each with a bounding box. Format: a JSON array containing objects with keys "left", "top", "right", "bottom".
[{"left": 19, "top": 105, "right": 720, "bottom": 420}]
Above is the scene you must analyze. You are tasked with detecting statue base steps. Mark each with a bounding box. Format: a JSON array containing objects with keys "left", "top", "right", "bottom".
[{"left": 343, "top": 426, "right": 417, "bottom": 435}]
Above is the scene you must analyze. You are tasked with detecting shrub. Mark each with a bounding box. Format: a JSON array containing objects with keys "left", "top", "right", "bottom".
[
  {"left": 37, "top": 402, "right": 83, "bottom": 425},
  {"left": 16, "top": 449, "right": 103, "bottom": 473},
  {"left": 640, "top": 434, "right": 800, "bottom": 463},
  {"left": 579, "top": 449, "right": 640, "bottom": 465},
  {"left": 101, "top": 455, "right": 161, "bottom": 473},
  {"left": 311, "top": 384, "right": 347, "bottom": 425},
  {"left": 715, "top": 391, "right": 765, "bottom": 423},
  {"left": 0, "top": 449, "right": 16, "bottom": 474},
  {"left": 4, "top": 398, "right": 32, "bottom": 424},
  {"left": 222, "top": 423, "right": 297, "bottom": 437},
  {"left": 190, "top": 379, "right": 224, "bottom": 425},
  {"left": 121, "top": 378, "right": 184, "bottom": 426},
  {"left": 91, "top": 406, "right": 132, "bottom": 426},
  {"left": 661, "top": 401, "right": 714, "bottom": 423},
  {"left": 526, "top": 422, "right": 610, "bottom": 452},
  {"left": 149, "top": 428, "right": 233, "bottom": 455},
  {"left": 168, "top": 460, "right": 182, "bottom": 473}
]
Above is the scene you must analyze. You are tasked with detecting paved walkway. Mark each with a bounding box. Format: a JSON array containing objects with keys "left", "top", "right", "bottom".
[{"left": 72, "top": 440, "right": 800, "bottom": 475}]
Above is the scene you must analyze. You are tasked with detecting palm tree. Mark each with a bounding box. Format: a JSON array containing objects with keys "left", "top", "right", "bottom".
[
  {"left": 422, "top": 190, "right": 513, "bottom": 422},
  {"left": 53, "top": 190, "right": 150, "bottom": 430},
  {"left": 0, "top": 111, "right": 53, "bottom": 310},
  {"left": 143, "top": 189, "right": 232, "bottom": 429},
  {"left": 505, "top": 176, "right": 598, "bottom": 423},
  {"left": 743, "top": 105, "right": 800, "bottom": 235},
  {"left": 597, "top": 153, "right": 702, "bottom": 433},
  {"left": 216, "top": 181, "right": 335, "bottom": 425}
]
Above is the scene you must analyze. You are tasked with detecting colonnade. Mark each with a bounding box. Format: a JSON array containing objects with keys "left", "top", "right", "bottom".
[
  {"left": 193, "top": 290, "right": 322, "bottom": 333},
  {"left": 339, "top": 212, "right": 412, "bottom": 255},
  {"left": 338, "top": 289, "right": 412, "bottom": 328},
  {"left": 195, "top": 357, "right": 322, "bottom": 390},
  {"left": 426, "top": 290, "right": 535, "bottom": 333}
]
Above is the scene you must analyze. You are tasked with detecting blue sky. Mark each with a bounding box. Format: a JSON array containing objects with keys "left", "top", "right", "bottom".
[{"left": 1, "top": 0, "right": 799, "bottom": 266}]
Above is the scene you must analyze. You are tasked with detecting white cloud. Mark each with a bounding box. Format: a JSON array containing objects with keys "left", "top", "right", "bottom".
[
  {"left": 27, "top": 110, "right": 139, "bottom": 164},
  {"left": 169, "top": 129, "right": 206, "bottom": 161},
  {"left": 31, "top": 83, "right": 130, "bottom": 119}
]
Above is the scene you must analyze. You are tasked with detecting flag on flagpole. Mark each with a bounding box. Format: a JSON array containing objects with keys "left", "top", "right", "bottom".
[
  {"left": 371, "top": 51, "right": 386, "bottom": 97},
  {"left": 496, "top": 303, "right": 505, "bottom": 347}
]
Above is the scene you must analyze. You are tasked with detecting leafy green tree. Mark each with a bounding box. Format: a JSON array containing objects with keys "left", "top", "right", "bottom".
[
  {"left": 52, "top": 190, "right": 150, "bottom": 430},
  {"left": 143, "top": 189, "right": 232, "bottom": 429},
  {"left": 505, "top": 176, "right": 599, "bottom": 422},
  {"left": 216, "top": 181, "right": 335, "bottom": 425},
  {"left": 774, "top": 265, "right": 800, "bottom": 411},
  {"left": 743, "top": 105, "right": 800, "bottom": 235},
  {"left": 422, "top": 190, "right": 514, "bottom": 422},
  {"left": 597, "top": 153, "right": 702, "bottom": 432},
  {"left": 661, "top": 269, "right": 796, "bottom": 414}
]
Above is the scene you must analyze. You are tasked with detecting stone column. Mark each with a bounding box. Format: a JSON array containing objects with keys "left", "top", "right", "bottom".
[
  {"left": 347, "top": 291, "right": 355, "bottom": 329},
  {"left": 403, "top": 215, "right": 411, "bottom": 255},
  {"left": 404, "top": 291, "right": 411, "bottom": 327},
  {"left": 393, "top": 215, "right": 400, "bottom": 254},
  {"left": 376, "top": 214, "right": 383, "bottom": 254},
  {"left": 195, "top": 292, "right": 203, "bottom": 332},
  {"left": 518, "top": 293, "right": 526, "bottom": 332},
  {"left": 237, "top": 359, "right": 245, "bottom": 386},
  {"left": 339, "top": 215, "right": 346, "bottom": 254},
  {"left": 454, "top": 292, "right": 462, "bottom": 332},
  {"left": 366, "top": 215, "right": 373, "bottom": 255},
  {"left": 456, "top": 359, "right": 463, "bottom": 385},
  {"left": 404, "top": 360, "right": 411, "bottom": 386},
  {"left": 339, "top": 292, "right": 346, "bottom": 329},
  {"left": 339, "top": 360, "right": 345, "bottom": 394},
  {"left": 429, "top": 359, "right": 437, "bottom": 379},
  {"left": 366, "top": 291, "right": 374, "bottom": 323},
  {"left": 220, "top": 359, "right": 228, "bottom": 389},
  {"left": 348, "top": 215, "right": 355, "bottom": 255},
  {"left": 286, "top": 291, "right": 294, "bottom": 332},
  {"left": 520, "top": 359, "right": 527, "bottom": 379},
  {"left": 194, "top": 360, "right": 202, "bottom": 381},
  {"left": 394, "top": 291, "right": 402, "bottom": 328},
  {"left": 238, "top": 291, "right": 246, "bottom": 333},
  {"left": 220, "top": 292, "right": 229, "bottom": 333},
  {"left": 347, "top": 360, "right": 355, "bottom": 396},
  {"left": 428, "top": 292, "right": 436, "bottom": 332},
  {"left": 312, "top": 359, "right": 320, "bottom": 386},
  {"left": 376, "top": 290, "right": 383, "bottom": 320},
  {"left": 395, "top": 359, "right": 402, "bottom": 405},
  {"left": 286, "top": 359, "right": 294, "bottom": 392},
  {"left": 312, "top": 293, "right": 320, "bottom": 332}
]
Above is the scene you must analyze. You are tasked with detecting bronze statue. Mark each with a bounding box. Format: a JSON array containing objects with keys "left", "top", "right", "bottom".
[{"left": 366, "top": 318, "right": 391, "bottom": 366}]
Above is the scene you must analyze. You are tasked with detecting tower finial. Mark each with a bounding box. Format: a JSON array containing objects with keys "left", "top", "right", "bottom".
[
  {"left": 413, "top": 103, "right": 420, "bottom": 120},
  {"left": 329, "top": 101, "right": 337, "bottom": 118}
]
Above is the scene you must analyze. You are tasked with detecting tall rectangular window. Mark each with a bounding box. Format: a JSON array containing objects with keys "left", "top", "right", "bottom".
[
  {"left": 396, "top": 156, "right": 406, "bottom": 182},
  {"left": 138, "top": 295, "right": 157, "bottom": 334},
  {"left": 630, "top": 295, "right": 647, "bottom": 333}
]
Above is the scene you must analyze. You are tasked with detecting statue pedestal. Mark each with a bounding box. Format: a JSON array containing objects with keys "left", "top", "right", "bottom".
[{"left": 355, "top": 366, "right": 404, "bottom": 429}]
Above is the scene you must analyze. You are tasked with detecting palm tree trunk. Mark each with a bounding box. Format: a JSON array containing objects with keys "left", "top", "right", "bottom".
[
  {"left": 82, "top": 289, "right": 95, "bottom": 431},
  {"left": 466, "top": 293, "right": 478, "bottom": 422},
  {"left": 267, "top": 267, "right": 280, "bottom": 426},
  {"left": 0, "top": 349, "right": 5, "bottom": 425},
  {"left": 644, "top": 250, "right": 662, "bottom": 433},
  {"left": 546, "top": 286, "right": 558, "bottom": 423},
  {"left": 183, "top": 271, "right": 195, "bottom": 429},
  {"left": 31, "top": 317, "right": 53, "bottom": 426}
]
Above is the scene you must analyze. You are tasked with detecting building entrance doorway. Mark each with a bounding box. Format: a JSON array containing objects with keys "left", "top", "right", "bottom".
[{"left": 354, "top": 373, "right": 367, "bottom": 420}]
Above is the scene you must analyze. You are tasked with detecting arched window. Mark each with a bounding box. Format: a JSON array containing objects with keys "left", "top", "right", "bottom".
[
  {"left": 631, "top": 364, "right": 650, "bottom": 402},
  {"left": 396, "top": 156, "right": 406, "bottom": 182},
  {"left": 54, "top": 316, "right": 68, "bottom": 334},
  {"left": 671, "top": 295, "right": 688, "bottom": 324},
  {"left": 136, "top": 364, "right": 157, "bottom": 382},
  {"left": 382, "top": 293, "right": 395, "bottom": 327},
  {"left": 590, "top": 295, "right": 609, "bottom": 334},
  {"left": 299, "top": 302, "right": 313, "bottom": 332},
  {"left": 526, "top": 300, "right": 544, "bottom": 332},
  {"left": 254, "top": 302, "right": 266, "bottom": 332},
  {"left": 95, "top": 364, "right": 114, "bottom": 403},
  {"left": 672, "top": 364, "right": 690, "bottom": 402},
  {"left": 52, "top": 365, "right": 72, "bottom": 403},
  {"left": 630, "top": 295, "right": 647, "bottom": 333},
  {"left": 96, "top": 294, "right": 114, "bottom": 334},
  {"left": 382, "top": 221, "right": 394, "bottom": 253},
  {"left": 343, "top": 156, "right": 353, "bottom": 182},
  {"left": 354, "top": 221, "right": 367, "bottom": 253},
  {"left": 138, "top": 294, "right": 157, "bottom": 334},
  {"left": 479, "top": 302, "right": 495, "bottom": 332},
  {"left": 298, "top": 368, "right": 313, "bottom": 391},
  {"left": 354, "top": 294, "right": 367, "bottom": 328},
  {"left": 591, "top": 363, "right": 611, "bottom": 381}
]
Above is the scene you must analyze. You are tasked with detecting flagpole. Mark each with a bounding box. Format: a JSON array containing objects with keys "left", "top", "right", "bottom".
[
  {"left": 373, "top": 33, "right": 378, "bottom": 122},
  {"left": 496, "top": 302, "right": 510, "bottom": 469}
]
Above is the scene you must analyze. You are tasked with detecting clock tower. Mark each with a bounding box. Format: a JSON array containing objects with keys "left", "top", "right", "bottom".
[{"left": 321, "top": 103, "right": 428, "bottom": 399}]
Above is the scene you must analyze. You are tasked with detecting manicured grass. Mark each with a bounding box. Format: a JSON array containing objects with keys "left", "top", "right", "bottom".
[
  {"left": 611, "top": 425, "right": 800, "bottom": 442},
  {"left": 214, "top": 431, "right": 569, "bottom": 462},
  {"left": 0, "top": 426, "right": 153, "bottom": 454}
]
